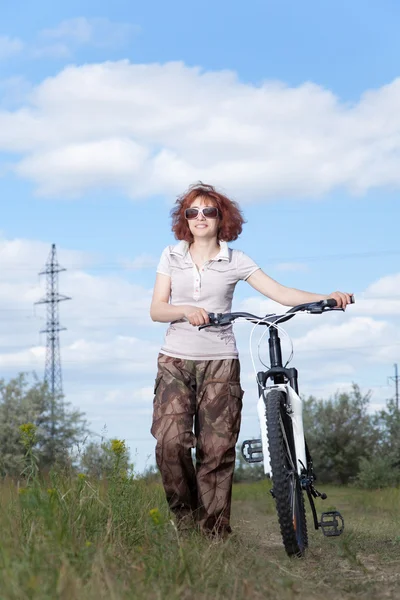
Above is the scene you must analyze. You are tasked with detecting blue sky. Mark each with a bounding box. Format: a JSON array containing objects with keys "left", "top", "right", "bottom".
[{"left": 0, "top": 2, "right": 399, "bottom": 470}]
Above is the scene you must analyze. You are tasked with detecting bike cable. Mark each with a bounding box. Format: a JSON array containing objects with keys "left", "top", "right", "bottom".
[{"left": 245, "top": 313, "right": 293, "bottom": 387}]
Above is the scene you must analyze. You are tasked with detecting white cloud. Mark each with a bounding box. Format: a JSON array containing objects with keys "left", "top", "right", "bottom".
[
  {"left": 101, "top": 386, "right": 154, "bottom": 412},
  {"left": 16, "top": 138, "right": 149, "bottom": 196},
  {"left": 62, "top": 336, "right": 159, "bottom": 376},
  {"left": 0, "top": 334, "right": 158, "bottom": 378},
  {"left": 300, "top": 361, "right": 356, "bottom": 382},
  {"left": 0, "top": 345, "right": 44, "bottom": 370},
  {"left": 32, "top": 43, "right": 71, "bottom": 60},
  {"left": 0, "top": 237, "right": 90, "bottom": 284},
  {"left": 1, "top": 62, "right": 400, "bottom": 198},
  {"left": 0, "top": 77, "right": 32, "bottom": 108},
  {"left": 235, "top": 295, "right": 286, "bottom": 316},
  {"left": 35, "top": 17, "right": 138, "bottom": 57},
  {"left": 0, "top": 237, "right": 154, "bottom": 332},
  {"left": 41, "top": 17, "right": 96, "bottom": 44},
  {"left": 354, "top": 298, "right": 400, "bottom": 317},
  {"left": 0, "top": 237, "right": 157, "bottom": 368},
  {"left": 365, "top": 272, "right": 400, "bottom": 297},
  {"left": 292, "top": 316, "right": 391, "bottom": 353},
  {"left": 121, "top": 254, "right": 159, "bottom": 270},
  {"left": 0, "top": 36, "right": 24, "bottom": 59},
  {"left": 298, "top": 380, "right": 390, "bottom": 409},
  {"left": 61, "top": 269, "right": 154, "bottom": 332},
  {"left": 348, "top": 273, "right": 400, "bottom": 316},
  {"left": 42, "top": 17, "right": 137, "bottom": 46}
]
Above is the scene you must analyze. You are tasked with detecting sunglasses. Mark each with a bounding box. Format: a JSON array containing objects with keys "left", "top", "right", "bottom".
[{"left": 184, "top": 207, "right": 219, "bottom": 220}]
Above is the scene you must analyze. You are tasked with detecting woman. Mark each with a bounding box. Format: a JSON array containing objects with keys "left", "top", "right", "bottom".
[{"left": 150, "top": 182, "right": 351, "bottom": 538}]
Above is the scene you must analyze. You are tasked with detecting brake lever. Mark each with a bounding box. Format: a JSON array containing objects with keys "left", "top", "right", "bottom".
[
  {"left": 198, "top": 322, "right": 214, "bottom": 330},
  {"left": 309, "top": 306, "right": 345, "bottom": 314},
  {"left": 198, "top": 313, "right": 235, "bottom": 330}
]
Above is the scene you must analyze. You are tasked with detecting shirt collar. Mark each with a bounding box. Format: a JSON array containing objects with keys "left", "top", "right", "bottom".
[{"left": 170, "top": 240, "right": 230, "bottom": 262}]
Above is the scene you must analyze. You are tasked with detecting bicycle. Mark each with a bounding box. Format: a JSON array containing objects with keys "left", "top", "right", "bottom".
[{"left": 199, "top": 297, "right": 354, "bottom": 557}]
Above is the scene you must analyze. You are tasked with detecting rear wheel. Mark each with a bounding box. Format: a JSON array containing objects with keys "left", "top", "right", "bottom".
[{"left": 265, "top": 389, "right": 308, "bottom": 557}]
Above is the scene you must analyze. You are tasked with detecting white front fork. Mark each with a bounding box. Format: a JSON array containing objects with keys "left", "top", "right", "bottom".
[{"left": 257, "top": 384, "right": 307, "bottom": 477}]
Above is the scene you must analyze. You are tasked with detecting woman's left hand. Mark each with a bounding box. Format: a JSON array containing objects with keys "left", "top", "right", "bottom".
[{"left": 327, "top": 291, "right": 353, "bottom": 309}]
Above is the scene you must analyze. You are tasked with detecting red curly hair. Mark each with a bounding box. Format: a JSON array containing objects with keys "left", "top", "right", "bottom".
[{"left": 171, "top": 182, "right": 246, "bottom": 243}]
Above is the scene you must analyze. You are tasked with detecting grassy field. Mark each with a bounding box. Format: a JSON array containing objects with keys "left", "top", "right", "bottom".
[
  {"left": 0, "top": 467, "right": 399, "bottom": 600},
  {"left": 232, "top": 481, "right": 400, "bottom": 599}
]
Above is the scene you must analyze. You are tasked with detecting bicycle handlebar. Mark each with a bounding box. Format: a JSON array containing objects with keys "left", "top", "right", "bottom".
[{"left": 198, "top": 296, "right": 355, "bottom": 330}]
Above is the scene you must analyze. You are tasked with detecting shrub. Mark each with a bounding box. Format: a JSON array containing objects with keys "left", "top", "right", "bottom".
[{"left": 356, "top": 454, "right": 400, "bottom": 489}]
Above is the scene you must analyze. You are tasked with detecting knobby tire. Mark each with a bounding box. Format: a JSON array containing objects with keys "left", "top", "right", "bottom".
[{"left": 265, "top": 389, "right": 308, "bottom": 557}]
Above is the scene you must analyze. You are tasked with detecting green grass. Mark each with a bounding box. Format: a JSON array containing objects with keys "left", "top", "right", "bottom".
[
  {"left": 0, "top": 472, "right": 399, "bottom": 599},
  {"left": 232, "top": 481, "right": 400, "bottom": 597}
]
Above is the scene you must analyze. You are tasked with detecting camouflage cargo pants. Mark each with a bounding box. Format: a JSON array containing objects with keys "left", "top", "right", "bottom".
[{"left": 151, "top": 353, "right": 244, "bottom": 536}]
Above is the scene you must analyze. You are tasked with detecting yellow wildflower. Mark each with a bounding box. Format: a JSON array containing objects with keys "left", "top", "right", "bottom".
[
  {"left": 27, "top": 575, "right": 38, "bottom": 590},
  {"left": 19, "top": 423, "right": 37, "bottom": 448},
  {"left": 110, "top": 439, "right": 126, "bottom": 457},
  {"left": 19, "top": 423, "right": 36, "bottom": 436},
  {"left": 149, "top": 507, "right": 162, "bottom": 526},
  {"left": 77, "top": 473, "right": 86, "bottom": 481}
]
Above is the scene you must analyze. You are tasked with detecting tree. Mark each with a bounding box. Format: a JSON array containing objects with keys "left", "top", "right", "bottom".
[
  {"left": 79, "top": 439, "right": 131, "bottom": 478},
  {"left": 302, "top": 384, "right": 379, "bottom": 484},
  {"left": 38, "top": 387, "right": 88, "bottom": 470},
  {"left": 356, "top": 398, "right": 400, "bottom": 488},
  {"left": 373, "top": 398, "right": 400, "bottom": 465},
  {"left": 0, "top": 373, "right": 88, "bottom": 477}
]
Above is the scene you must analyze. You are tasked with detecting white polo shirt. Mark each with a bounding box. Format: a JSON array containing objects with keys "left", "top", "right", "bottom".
[{"left": 156, "top": 240, "right": 260, "bottom": 360}]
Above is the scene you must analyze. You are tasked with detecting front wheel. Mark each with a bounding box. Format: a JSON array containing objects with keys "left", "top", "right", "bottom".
[{"left": 265, "top": 389, "right": 308, "bottom": 557}]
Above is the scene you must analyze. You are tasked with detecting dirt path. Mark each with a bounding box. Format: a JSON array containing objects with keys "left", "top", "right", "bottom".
[{"left": 231, "top": 499, "right": 400, "bottom": 600}]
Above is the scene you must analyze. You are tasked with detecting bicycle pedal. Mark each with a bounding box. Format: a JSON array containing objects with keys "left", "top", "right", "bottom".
[
  {"left": 241, "top": 439, "right": 263, "bottom": 463},
  {"left": 319, "top": 511, "right": 344, "bottom": 537}
]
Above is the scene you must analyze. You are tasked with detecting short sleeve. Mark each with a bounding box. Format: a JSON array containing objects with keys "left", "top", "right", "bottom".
[
  {"left": 235, "top": 250, "right": 260, "bottom": 281},
  {"left": 156, "top": 247, "right": 172, "bottom": 277}
]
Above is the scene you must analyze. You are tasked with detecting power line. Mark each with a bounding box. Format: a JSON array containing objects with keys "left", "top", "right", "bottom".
[
  {"left": 267, "top": 249, "right": 400, "bottom": 263},
  {"left": 0, "top": 339, "right": 399, "bottom": 369},
  {"left": 0, "top": 297, "right": 399, "bottom": 323},
  {"left": 1, "top": 248, "right": 400, "bottom": 272}
]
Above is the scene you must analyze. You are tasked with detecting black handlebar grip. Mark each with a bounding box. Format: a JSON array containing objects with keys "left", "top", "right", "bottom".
[
  {"left": 324, "top": 295, "right": 355, "bottom": 308},
  {"left": 324, "top": 298, "right": 338, "bottom": 308}
]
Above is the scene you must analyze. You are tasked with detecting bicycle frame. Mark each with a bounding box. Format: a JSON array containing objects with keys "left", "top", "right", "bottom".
[{"left": 254, "top": 324, "right": 307, "bottom": 477}]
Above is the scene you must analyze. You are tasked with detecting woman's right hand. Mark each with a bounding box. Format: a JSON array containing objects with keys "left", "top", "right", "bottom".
[{"left": 183, "top": 306, "right": 210, "bottom": 326}]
